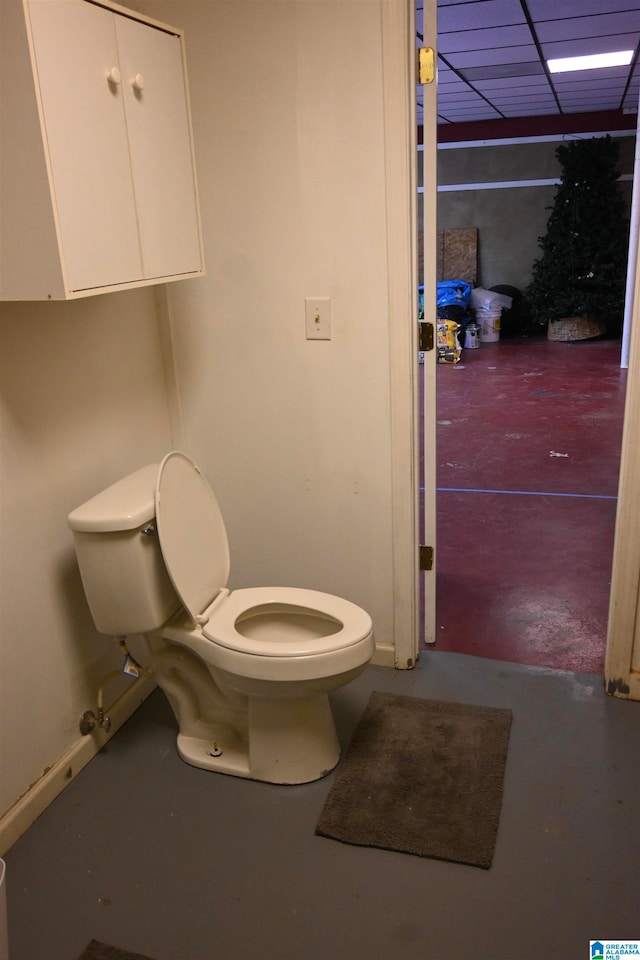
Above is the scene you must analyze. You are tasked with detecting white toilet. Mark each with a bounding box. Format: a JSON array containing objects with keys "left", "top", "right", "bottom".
[{"left": 68, "top": 451, "right": 374, "bottom": 784}]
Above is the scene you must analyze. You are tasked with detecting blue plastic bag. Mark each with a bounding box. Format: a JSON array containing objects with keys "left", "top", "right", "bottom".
[{"left": 436, "top": 280, "right": 472, "bottom": 310}]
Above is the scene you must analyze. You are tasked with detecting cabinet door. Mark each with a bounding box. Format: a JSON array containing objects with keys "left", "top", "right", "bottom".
[
  {"left": 26, "top": 0, "right": 143, "bottom": 291},
  {"left": 115, "top": 15, "right": 203, "bottom": 280}
]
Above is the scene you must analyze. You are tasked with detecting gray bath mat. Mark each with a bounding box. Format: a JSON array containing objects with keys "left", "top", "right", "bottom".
[{"left": 316, "top": 690, "right": 512, "bottom": 868}]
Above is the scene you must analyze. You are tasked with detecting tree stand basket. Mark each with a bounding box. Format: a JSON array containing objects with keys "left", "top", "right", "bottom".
[{"left": 547, "top": 317, "right": 607, "bottom": 342}]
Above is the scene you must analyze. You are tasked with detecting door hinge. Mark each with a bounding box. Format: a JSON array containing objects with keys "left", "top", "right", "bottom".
[
  {"left": 420, "top": 545, "right": 434, "bottom": 571},
  {"left": 417, "top": 47, "right": 435, "bottom": 85},
  {"left": 419, "top": 321, "right": 434, "bottom": 352}
]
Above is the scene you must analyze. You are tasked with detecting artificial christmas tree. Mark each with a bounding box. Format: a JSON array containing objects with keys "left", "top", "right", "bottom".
[{"left": 526, "top": 136, "right": 629, "bottom": 341}]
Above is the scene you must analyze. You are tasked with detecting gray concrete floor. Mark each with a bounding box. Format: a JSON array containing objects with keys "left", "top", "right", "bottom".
[{"left": 4, "top": 651, "right": 640, "bottom": 960}]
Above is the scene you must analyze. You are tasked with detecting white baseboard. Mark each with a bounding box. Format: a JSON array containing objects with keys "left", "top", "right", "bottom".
[
  {"left": 0, "top": 676, "right": 156, "bottom": 857},
  {"left": 372, "top": 642, "right": 396, "bottom": 668}
]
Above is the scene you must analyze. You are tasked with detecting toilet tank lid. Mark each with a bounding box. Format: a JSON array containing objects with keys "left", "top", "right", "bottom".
[{"left": 67, "top": 464, "right": 159, "bottom": 532}]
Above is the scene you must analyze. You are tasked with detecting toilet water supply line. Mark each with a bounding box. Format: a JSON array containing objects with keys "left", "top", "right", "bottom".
[
  {"left": 79, "top": 639, "right": 151, "bottom": 735},
  {"left": 79, "top": 638, "right": 244, "bottom": 738}
]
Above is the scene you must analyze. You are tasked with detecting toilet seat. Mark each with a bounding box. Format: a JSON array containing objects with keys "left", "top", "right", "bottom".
[
  {"left": 201, "top": 586, "right": 373, "bottom": 658},
  {"left": 155, "top": 453, "right": 373, "bottom": 664}
]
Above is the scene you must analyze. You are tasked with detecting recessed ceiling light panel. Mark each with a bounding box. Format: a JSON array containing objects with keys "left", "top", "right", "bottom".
[{"left": 547, "top": 51, "right": 634, "bottom": 74}]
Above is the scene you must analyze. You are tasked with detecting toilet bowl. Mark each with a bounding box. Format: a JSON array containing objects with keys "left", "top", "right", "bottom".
[{"left": 68, "top": 452, "right": 375, "bottom": 784}]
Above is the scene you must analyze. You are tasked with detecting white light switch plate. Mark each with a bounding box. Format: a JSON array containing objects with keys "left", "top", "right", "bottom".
[{"left": 305, "top": 297, "right": 331, "bottom": 340}]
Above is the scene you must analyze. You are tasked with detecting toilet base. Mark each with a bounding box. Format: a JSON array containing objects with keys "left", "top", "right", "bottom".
[{"left": 176, "top": 693, "right": 340, "bottom": 784}]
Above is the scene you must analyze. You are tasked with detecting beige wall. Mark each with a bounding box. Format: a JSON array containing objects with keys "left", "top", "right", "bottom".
[
  {"left": 0, "top": 289, "right": 174, "bottom": 819},
  {"left": 136, "top": 0, "right": 398, "bottom": 633}
]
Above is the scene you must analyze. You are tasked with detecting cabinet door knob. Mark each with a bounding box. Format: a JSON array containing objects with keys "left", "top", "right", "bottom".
[
  {"left": 106, "top": 66, "right": 121, "bottom": 85},
  {"left": 131, "top": 73, "right": 145, "bottom": 91}
]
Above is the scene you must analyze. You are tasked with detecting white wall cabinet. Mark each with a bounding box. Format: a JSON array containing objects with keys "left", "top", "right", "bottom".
[{"left": 0, "top": 0, "right": 204, "bottom": 300}]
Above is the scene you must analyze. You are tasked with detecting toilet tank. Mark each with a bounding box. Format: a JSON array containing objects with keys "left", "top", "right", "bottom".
[{"left": 67, "top": 464, "right": 180, "bottom": 636}]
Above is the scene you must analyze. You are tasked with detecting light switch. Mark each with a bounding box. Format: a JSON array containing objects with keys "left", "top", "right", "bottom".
[{"left": 305, "top": 297, "right": 331, "bottom": 340}]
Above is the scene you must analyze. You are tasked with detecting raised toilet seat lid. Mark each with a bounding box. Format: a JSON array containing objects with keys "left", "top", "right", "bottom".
[
  {"left": 201, "top": 586, "right": 373, "bottom": 658},
  {"left": 155, "top": 451, "right": 231, "bottom": 627},
  {"left": 155, "top": 452, "right": 373, "bottom": 657}
]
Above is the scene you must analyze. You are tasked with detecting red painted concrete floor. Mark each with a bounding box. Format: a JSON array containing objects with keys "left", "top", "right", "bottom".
[{"left": 424, "top": 336, "right": 627, "bottom": 673}]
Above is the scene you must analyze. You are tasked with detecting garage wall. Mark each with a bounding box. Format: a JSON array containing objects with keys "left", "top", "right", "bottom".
[{"left": 432, "top": 132, "right": 635, "bottom": 292}]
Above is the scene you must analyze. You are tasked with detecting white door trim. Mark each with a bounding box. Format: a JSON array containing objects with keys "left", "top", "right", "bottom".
[
  {"left": 420, "top": 0, "right": 438, "bottom": 648},
  {"left": 605, "top": 218, "right": 640, "bottom": 700},
  {"left": 375, "top": 0, "right": 419, "bottom": 669}
]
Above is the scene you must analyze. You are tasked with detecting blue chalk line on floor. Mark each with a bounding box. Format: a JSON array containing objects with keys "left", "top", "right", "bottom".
[{"left": 433, "top": 486, "right": 617, "bottom": 500}]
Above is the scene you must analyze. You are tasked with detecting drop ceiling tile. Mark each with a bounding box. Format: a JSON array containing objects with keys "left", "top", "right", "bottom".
[
  {"left": 446, "top": 44, "right": 539, "bottom": 68},
  {"left": 493, "top": 102, "right": 559, "bottom": 115},
  {"left": 563, "top": 102, "right": 621, "bottom": 114},
  {"left": 626, "top": 69, "right": 640, "bottom": 96},
  {"left": 442, "top": 108, "right": 498, "bottom": 116},
  {"left": 474, "top": 76, "right": 551, "bottom": 91},
  {"left": 436, "top": 65, "right": 455, "bottom": 81},
  {"left": 552, "top": 77, "right": 629, "bottom": 91},
  {"left": 461, "top": 61, "right": 544, "bottom": 81},
  {"left": 527, "top": 0, "right": 638, "bottom": 18},
  {"left": 438, "top": 78, "right": 474, "bottom": 92},
  {"left": 501, "top": 104, "right": 560, "bottom": 116},
  {"left": 559, "top": 95, "right": 622, "bottom": 107},
  {"left": 439, "top": 24, "right": 532, "bottom": 55},
  {"left": 536, "top": 12, "right": 640, "bottom": 43},
  {"left": 438, "top": 94, "right": 496, "bottom": 106},
  {"left": 440, "top": 93, "right": 491, "bottom": 105},
  {"left": 438, "top": 0, "right": 525, "bottom": 31},
  {"left": 490, "top": 94, "right": 558, "bottom": 107},
  {"left": 439, "top": 90, "right": 493, "bottom": 103},
  {"left": 439, "top": 109, "right": 504, "bottom": 122},
  {"left": 504, "top": 105, "right": 560, "bottom": 120}
]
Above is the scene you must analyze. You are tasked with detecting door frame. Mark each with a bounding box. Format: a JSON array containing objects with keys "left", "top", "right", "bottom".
[
  {"left": 386, "top": 0, "right": 640, "bottom": 689},
  {"left": 420, "top": 0, "right": 438, "bottom": 649},
  {"left": 377, "top": 0, "right": 436, "bottom": 670},
  {"left": 605, "top": 219, "right": 640, "bottom": 700}
]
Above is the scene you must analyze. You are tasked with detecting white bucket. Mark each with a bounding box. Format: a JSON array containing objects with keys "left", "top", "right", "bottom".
[
  {"left": 0, "top": 859, "right": 7, "bottom": 960},
  {"left": 479, "top": 310, "right": 501, "bottom": 343}
]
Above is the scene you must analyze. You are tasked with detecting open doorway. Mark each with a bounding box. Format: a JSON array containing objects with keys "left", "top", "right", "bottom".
[
  {"left": 432, "top": 336, "right": 627, "bottom": 673},
  {"left": 417, "top": 131, "right": 633, "bottom": 675}
]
